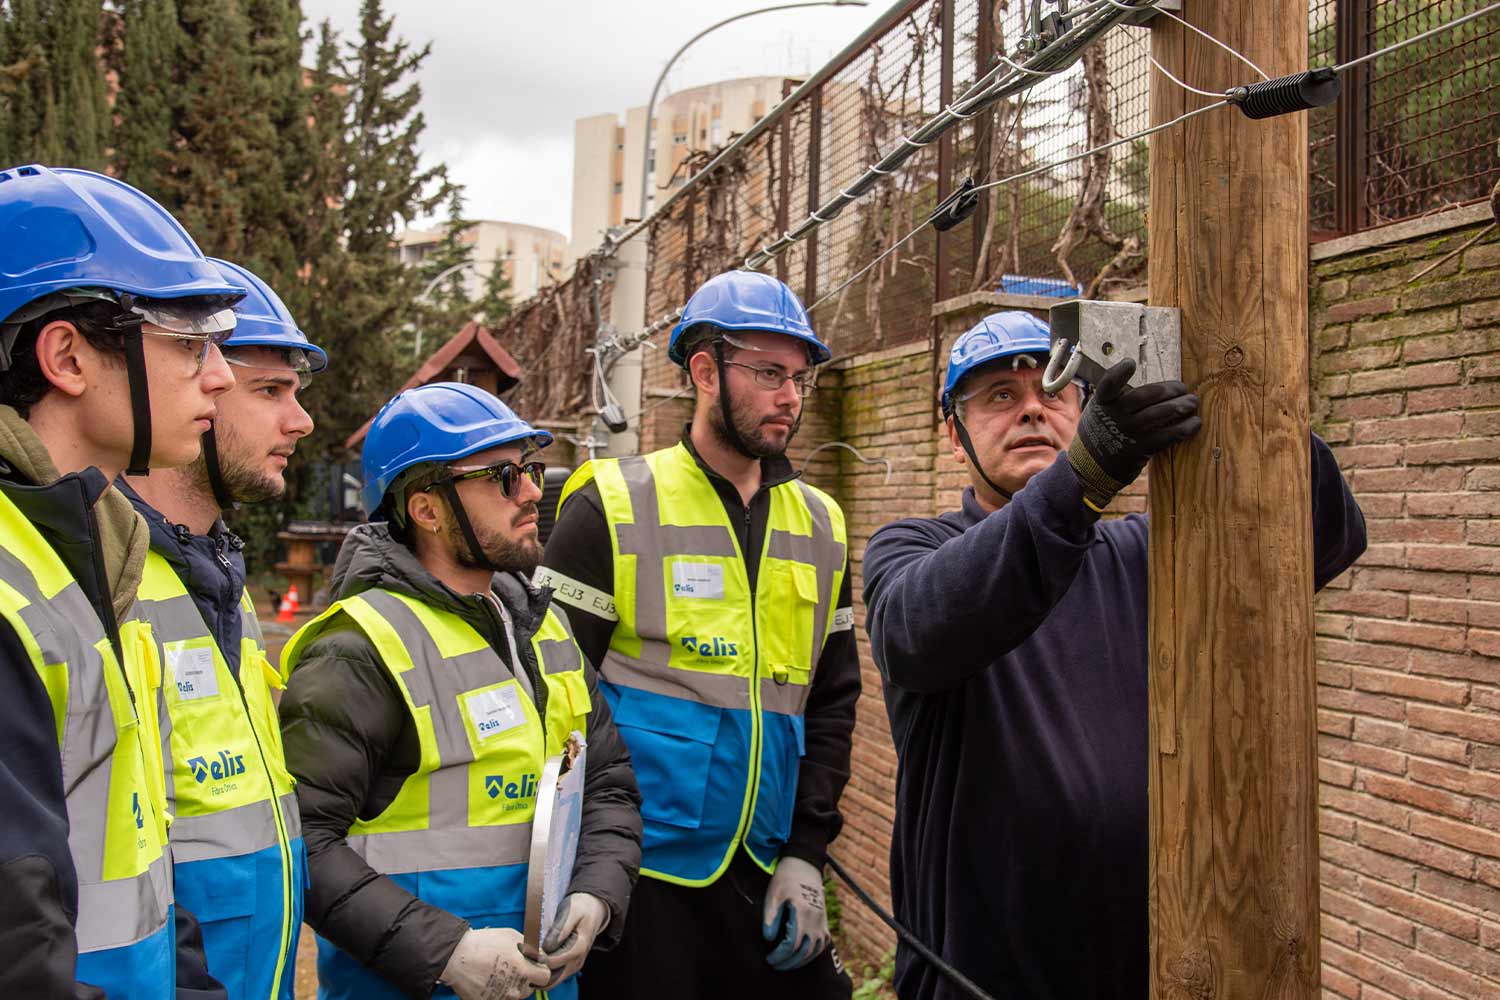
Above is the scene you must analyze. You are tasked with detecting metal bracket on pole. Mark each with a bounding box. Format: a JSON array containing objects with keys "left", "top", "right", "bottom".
[
  {"left": 1041, "top": 300, "right": 1181, "bottom": 392},
  {"left": 1120, "top": 0, "right": 1182, "bottom": 27}
]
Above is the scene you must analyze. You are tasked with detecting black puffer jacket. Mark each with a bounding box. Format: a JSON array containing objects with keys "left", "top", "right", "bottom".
[{"left": 278, "top": 523, "right": 642, "bottom": 998}]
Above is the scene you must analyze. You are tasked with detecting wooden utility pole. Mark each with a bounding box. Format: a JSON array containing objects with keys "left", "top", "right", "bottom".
[{"left": 1147, "top": 2, "right": 1320, "bottom": 997}]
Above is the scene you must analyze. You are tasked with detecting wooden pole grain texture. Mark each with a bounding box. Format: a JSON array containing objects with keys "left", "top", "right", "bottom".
[{"left": 1146, "top": 3, "right": 1319, "bottom": 998}]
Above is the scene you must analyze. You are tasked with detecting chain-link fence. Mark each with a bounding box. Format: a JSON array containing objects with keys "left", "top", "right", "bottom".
[
  {"left": 507, "top": 0, "right": 1499, "bottom": 416},
  {"left": 1314, "top": 0, "right": 1500, "bottom": 234},
  {"left": 493, "top": 255, "right": 608, "bottom": 422}
]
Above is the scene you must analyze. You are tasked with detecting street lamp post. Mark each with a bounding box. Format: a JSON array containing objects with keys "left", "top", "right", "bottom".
[
  {"left": 636, "top": 0, "right": 869, "bottom": 222},
  {"left": 413, "top": 254, "right": 511, "bottom": 358}
]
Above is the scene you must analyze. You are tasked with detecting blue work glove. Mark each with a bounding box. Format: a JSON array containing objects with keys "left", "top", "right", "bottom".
[{"left": 761, "top": 856, "right": 830, "bottom": 972}]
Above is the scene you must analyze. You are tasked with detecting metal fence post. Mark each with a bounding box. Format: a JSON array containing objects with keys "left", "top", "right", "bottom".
[
  {"left": 935, "top": 0, "right": 955, "bottom": 303},
  {"left": 805, "top": 84, "right": 824, "bottom": 304},
  {"left": 1334, "top": 0, "right": 1371, "bottom": 234}
]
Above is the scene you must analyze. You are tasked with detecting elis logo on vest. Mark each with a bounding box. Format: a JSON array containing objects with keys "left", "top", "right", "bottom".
[
  {"left": 188, "top": 750, "right": 247, "bottom": 784},
  {"left": 485, "top": 773, "right": 538, "bottom": 802},
  {"left": 680, "top": 635, "right": 739, "bottom": 658}
]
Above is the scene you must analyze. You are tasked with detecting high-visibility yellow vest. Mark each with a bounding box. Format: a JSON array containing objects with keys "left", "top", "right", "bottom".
[
  {"left": 282, "top": 587, "right": 592, "bottom": 1000},
  {"left": 0, "top": 488, "right": 174, "bottom": 999},
  {"left": 559, "top": 443, "right": 846, "bottom": 886},
  {"left": 130, "top": 550, "right": 305, "bottom": 1000}
]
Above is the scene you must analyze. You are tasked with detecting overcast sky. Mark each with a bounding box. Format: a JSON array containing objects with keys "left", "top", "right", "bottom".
[{"left": 301, "top": 0, "right": 885, "bottom": 243}]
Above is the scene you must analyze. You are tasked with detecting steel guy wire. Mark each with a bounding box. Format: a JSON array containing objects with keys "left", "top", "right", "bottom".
[
  {"left": 601, "top": 0, "right": 1496, "bottom": 359},
  {"left": 1332, "top": 1, "right": 1500, "bottom": 73},
  {"left": 809, "top": 87, "right": 1035, "bottom": 314},
  {"left": 598, "top": 2, "right": 1166, "bottom": 356},
  {"left": 1103, "top": 0, "right": 1270, "bottom": 81}
]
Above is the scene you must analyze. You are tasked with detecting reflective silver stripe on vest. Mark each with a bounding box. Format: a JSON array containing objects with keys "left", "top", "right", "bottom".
[
  {"left": 0, "top": 543, "right": 171, "bottom": 952},
  {"left": 605, "top": 457, "right": 837, "bottom": 717},
  {"left": 536, "top": 637, "right": 582, "bottom": 676},
  {"left": 133, "top": 587, "right": 300, "bottom": 859},
  {"left": 5, "top": 572, "right": 116, "bottom": 884},
  {"left": 357, "top": 591, "right": 525, "bottom": 834},
  {"left": 241, "top": 591, "right": 265, "bottom": 648},
  {"left": 281, "top": 791, "right": 303, "bottom": 841},
  {"left": 614, "top": 457, "right": 739, "bottom": 638},
  {"left": 766, "top": 481, "right": 846, "bottom": 666},
  {"left": 600, "top": 648, "right": 807, "bottom": 715},
  {"left": 133, "top": 589, "right": 197, "bottom": 806},
  {"left": 170, "top": 798, "right": 280, "bottom": 864},
  {"left": 76, "top": 852, "right": 173, "bottom": 950},
  {"left": 347, "top": 822, "right": 533, "bottom": 874}
]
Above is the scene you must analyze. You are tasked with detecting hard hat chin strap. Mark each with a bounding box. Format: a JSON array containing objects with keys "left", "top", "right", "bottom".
[
  {"left": 950, "top": 412, "right": 1013, "bottom": 505},
  {"left": 437, "top": 478, "right": 499, "bottom": 573},
  {"left": 200, "top": 425, "right": 237, "bottom": 511},
  {"left": 112, "top": 295, "right": 153, "bottom": 477}
]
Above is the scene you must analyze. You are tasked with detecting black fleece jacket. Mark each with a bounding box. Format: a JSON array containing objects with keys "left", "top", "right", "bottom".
[
  {"left": 862, "top": 438, "right": 1367, "bottom": 1000},
  {"left": 278, "top": 523, "right": 642, "bottom": 999}
]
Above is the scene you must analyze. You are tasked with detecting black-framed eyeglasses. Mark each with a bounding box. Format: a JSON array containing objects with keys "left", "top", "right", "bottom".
[
  {"left": 429, "top": 460, "right": 545, "bottom": 500},
  {"left": 721, "top": 360, "right": 817, "bottom": 396}
]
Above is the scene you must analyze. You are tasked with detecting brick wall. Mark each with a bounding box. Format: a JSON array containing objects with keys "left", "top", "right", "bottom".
[
  {"left": 622, "top": 205, "right": 1500, "bottom": 993},
  {"left": 1310, "top": 208, "right": 1500, "bottom": 1000},
  {"left": 819, "top": 206, "right": 1500, "bottom": 995}
]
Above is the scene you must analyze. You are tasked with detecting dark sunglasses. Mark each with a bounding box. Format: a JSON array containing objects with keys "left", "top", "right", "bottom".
[{"left": 429, "top": 460, "right": 546, "bottom": 500}]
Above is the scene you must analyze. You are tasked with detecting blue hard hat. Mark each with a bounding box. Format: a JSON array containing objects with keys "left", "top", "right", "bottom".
[
  {"left": 668, "top": 270, "right": 831, "bottom": 367},
  {"left": 210, "top": 258, "right": 328, "bottom": 373},
  {"left": 941, "top": 311, "right": 1055, "bottom": 415},
  {"left": 360, "top": 382, "right": 553, "bottom": 516},
  {"left": 0, "top": 164, "right": 244, "bottom": 327}
]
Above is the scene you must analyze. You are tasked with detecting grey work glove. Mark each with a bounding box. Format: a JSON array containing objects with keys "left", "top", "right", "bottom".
[
  {"left": 1067, "top": 357, "right": 1201, "bottom": 511},
  {"left": 761, "top": 856, "right": 830, "bottom": 972},
  {"left": 541, "top": 892, "right": 610, "bottom": 988},
  {"left": 440, "top": 926, "right": 552, "bottom": 1000}
]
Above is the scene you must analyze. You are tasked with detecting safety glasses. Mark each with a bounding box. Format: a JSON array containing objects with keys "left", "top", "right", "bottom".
[
  {"left": 433, "top": 460, "right": 546, "bottom": 500},
  {"left": 140, "top": 327, "right": 233, "bottom": 374}
]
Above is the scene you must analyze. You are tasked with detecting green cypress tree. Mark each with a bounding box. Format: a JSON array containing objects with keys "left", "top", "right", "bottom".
[
  {"left": 155, "top": 0, "right": 268, "bottom": 256},
  {"left": 239, "top": 0, "right": 311, "bottom": 279},
  {"left": 112, "top": 0, "right": 184, "bottom": 200},
  {"left": 474, "top": 257, "right": 514, "bottom": 329},
  {"left": 230, "top": 3, "right": 457, "bottom": 567},
  {"left": 0, "top": 0, "right": 111, "bottom": 169},
  {"left": 1, "top": 0, "right": 50, "bottom": 164},
  {"left": 49, "top": 0, "right": 109, "bottom": 168},
  {"left": 417, "top": 185, "right": 480, "bottom": 347}
]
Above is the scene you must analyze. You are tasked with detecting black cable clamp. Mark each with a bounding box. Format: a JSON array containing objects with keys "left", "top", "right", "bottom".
[
  {"left": 930, "top": 176, "right": 982, "bottom": 233},
  {"left": 1229, "top": 67, "right": 1341, "bottom": 120}
]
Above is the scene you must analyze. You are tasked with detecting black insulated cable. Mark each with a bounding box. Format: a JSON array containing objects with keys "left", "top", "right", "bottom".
[{"left": 826, "top": 856, "right": 1001, "bottom": 1000}]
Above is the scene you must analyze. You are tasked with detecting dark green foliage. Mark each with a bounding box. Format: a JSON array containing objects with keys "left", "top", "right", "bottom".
[
  {"left": 415, "top": 184, "right": 480, "bottom": 347},
  {"left": 0, "top": 0, "right": 110, "bottom": 169},
  {"left": 474, "top": 253, "right": 515, "bottom": 329},
  {"left": 111, "top": 0, "right": 183, "bottom": 198},
  {"left": 0, "top": 0, "right": 460, "bottom": 572}
]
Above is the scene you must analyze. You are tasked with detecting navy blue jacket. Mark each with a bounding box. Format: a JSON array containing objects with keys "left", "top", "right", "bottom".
[
  {"left": 119, "top": 481, "right": 248, "bottom": 676},
  {"left": 861, "top": 438, "right": 1366, "bottom": 1000}
]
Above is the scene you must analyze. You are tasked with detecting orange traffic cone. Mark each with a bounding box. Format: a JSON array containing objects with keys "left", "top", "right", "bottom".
[
  {"left": 286, "top": 585, "right": 300, "bottom": 615},
  {"left": 276, "top": 590, "right": 295, "bottom": 623}
]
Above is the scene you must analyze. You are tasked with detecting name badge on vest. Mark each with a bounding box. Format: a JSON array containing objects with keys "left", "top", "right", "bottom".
[
  {"left": 170, "top": 646, "right": 219, "bottom": 701},
  {"left": 466, "top": 685, "right": 526, "bottom": 742},
  {"left": 671, "top": 561, "right": 725, "bottom": 600}
]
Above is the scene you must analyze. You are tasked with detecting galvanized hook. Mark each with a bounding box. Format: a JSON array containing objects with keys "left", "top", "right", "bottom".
[{"left": 1041, "top": 338, "right": 1081, "bottom": 394}]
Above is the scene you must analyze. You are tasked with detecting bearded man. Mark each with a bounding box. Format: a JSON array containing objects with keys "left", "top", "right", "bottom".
[{"left": 541, "top": 271, "right": 858, "bottom": 999}]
